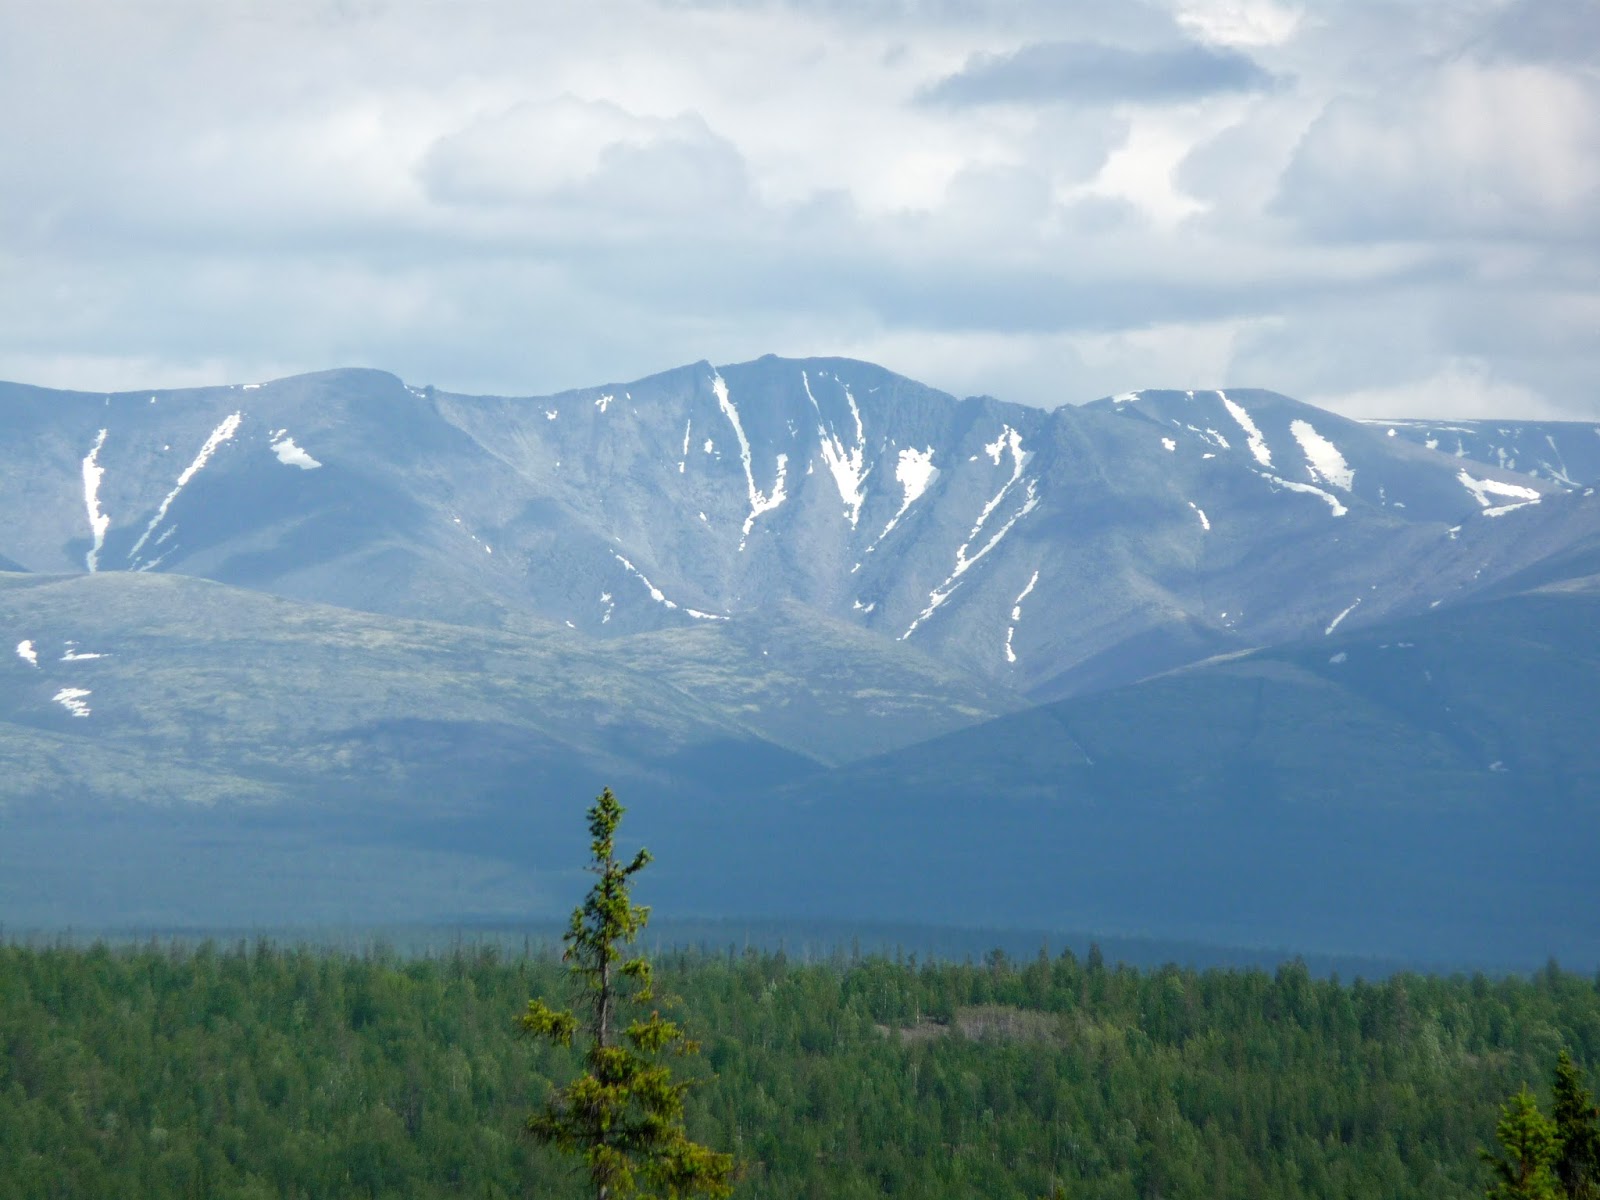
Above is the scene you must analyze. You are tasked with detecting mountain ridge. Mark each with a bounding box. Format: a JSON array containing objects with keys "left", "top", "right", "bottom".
[
  {"left": 5, "top": 357, "right": 1594, "bottom": 700},
  {"left": 2, "top": 355, "right": 1597, "bottom": 956}
]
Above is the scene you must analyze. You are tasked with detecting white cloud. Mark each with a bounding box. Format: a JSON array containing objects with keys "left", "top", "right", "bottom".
[
  {"left": 1066, "top": 118, "right": 1212, "bottom": 228},
  {"left": 1279, "top": 61, "right": 1600, "bottom": 239},
  {"left": 1311, "top": 359, "right": 1567, "bottom": 421},
  {"left": 1175, "top": 0, "right": 1303, "bottom": 48},
  {"left": 419, "top": 97, "right": 749, "bottom": 220},
  {"left": 0, "top": 0, "right": 1595, "bottom": 420}
]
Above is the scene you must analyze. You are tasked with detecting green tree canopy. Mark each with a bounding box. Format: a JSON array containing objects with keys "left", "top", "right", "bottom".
[
  {"left": 1482, "top": 1084, "right": 1561, "bottom": 1200},
  {"left": 521, "top": 788, "right": 734, "bottom": 1200},
  {"left": 1553, "top": 1050, "right": 1600, "bottom": 1200}
]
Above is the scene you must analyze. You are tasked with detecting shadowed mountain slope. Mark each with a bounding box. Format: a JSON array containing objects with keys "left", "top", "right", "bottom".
[{"left": 682, "top": 584, "right": 1600, "bottom": 964}]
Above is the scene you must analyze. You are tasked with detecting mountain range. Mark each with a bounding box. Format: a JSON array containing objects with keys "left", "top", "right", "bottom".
[{"left": 2, "top": 357, "right": 1596, "bottom": 963}]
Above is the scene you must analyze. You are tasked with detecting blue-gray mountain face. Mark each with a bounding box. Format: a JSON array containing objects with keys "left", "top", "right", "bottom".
[{"left": 1, "top": 357, "right": 1597, "bottom": 963}]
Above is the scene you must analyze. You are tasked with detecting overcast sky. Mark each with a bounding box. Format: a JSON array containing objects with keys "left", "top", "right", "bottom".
[{"left": 3, "top": 0, "right": 1597, "bottom": 417}]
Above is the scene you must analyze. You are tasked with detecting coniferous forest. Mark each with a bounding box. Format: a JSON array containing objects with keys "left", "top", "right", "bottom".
[{"left": 2, "top": 938, "right": 1598, "bottom": 1198}]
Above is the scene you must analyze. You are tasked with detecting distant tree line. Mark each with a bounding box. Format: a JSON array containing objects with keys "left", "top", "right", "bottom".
[{"left": 1, "top": 937, "right": 1598, "bottom": 1198}]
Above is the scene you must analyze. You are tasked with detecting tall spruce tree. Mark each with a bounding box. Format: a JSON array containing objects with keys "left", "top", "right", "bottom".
[
  {"left": 1553, "top": 1050, "right": 1600, "bottom": 1200},
  {"left": 1482, "top": 1084, "right": 1562, "bottom": 1200},
  {"left": 520, "top": 788, "right": 734, "bottom": 1200}
]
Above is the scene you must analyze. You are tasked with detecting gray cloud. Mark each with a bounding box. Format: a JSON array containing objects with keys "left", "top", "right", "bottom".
[
  {"left": 1475, "top": 0, "right": 1600, "bottom": 66},
  {"left": 418, "top": 98, "right": 752, "bottom": 221},
  {"left": 920, "top": 40, "right": 1281, "bottom": 107},
  {"left": 0, "top": 0, "right": 1597, "bottom": 420},
  {"left": 1275, "top": 61, "right": 1600, "bottom": 242}
]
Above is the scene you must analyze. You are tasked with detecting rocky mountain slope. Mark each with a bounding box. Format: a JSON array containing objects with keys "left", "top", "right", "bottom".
[
  {"left": 1, "top": 356, "right": 1596, "bottom": 955},
  {"left": 4, "top": 359, "right": 1594, "bottom": 704}
]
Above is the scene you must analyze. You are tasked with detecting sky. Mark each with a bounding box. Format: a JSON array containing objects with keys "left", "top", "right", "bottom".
[{"left": 2, "top": 0, "right": 1597, "bottom": 418}]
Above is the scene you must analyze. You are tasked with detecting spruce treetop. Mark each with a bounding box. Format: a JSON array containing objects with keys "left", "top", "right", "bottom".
[{"left": 521, "top": 788, "right": 734, "bottom": 1200}]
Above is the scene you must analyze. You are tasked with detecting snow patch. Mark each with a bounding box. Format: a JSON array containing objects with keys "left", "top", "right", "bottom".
[
  {"left": 270, "top": 435, "right": 322, "bottom": 470},
  {"left": 614, "top": 554, "right": 675, "bottom": 609},
  {"left": 896, "top": 447, "right": 936, "bottom": 511},
  {"left": 1483, "top": 500, "right": 1540, "bottom": 517},
  {"left": 714, "top": 371, "right": 788, "bottom": 548},
  {"left": 896, "top": 451, "right": 1043, "bottom": 643},
  {"left": 1325, "top": 598, "right": 1361, "bottom": 635},
  {"left": 612, "top": 554, "right": 727, "bottom": 620},
  {"left": 52, "top": 688, "right": 92, "bottom": 718},
  {"left": 16, "top": 640, "right": 38, "bottom": 667},
  {"left": 1329, "top": 652, "right": 1347, "bottom": 664},
  {"left": 128, "top": 412, "right": 243, "bottom": 562},
  {"left": 868, "top": 447, "right": 937, "bottom": 551},
  {"left": 1009, "top": 571, "right": 1039, "bottom": 622},
  {"left": 971, "top": 427, "right": 1029, "bottom": 537},
  {"left": 983, "top": 429, "right": 1011, "bottom": 466},
  {"left": 804, "top": 371, "right": 871, "bottom": 528},
  {"left": 1289, "top": 420, "right": 1353, "bottom": 491},
  {"left": 595, "top": 393, "right": 613, "bottom": 413},
  {"left": 1458, "top": 469, "right": 1540, "bottom": 512},
  {"left": 1189, "top": 425, "right": 1232, "bottom": 451},
  {"left": 81, "top": 429, "right": 111, "bottom": 572},
  {"left": 1003, "top": 569, "right": 1040, "bottom": 665},
  {"left": 1539, "top": 435, "right": 1577, "bottom": 487},
  {"left": 1219, "top": 391, "right": 1272, "bottom": 467},
  {"left": 599, "top": 591, "right": 614, "bottom": 625},
  {"left": 1161, "top": 437, "right": 1176, "bottom": 452},
  {"left": 1188, "top": 501, "right": 1210, "bottom": 531},
  {"left": 1261, "top": 472, "right": 1347, "bottom": 516}
]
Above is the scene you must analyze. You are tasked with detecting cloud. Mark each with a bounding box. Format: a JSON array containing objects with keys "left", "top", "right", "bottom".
[
  {"left": 1474, "top": 0, "right": 1600, "bottom": 67},
  {"left": 0, "top": 0, "right": 1596, "bottom": 421},
  {"left": 1277, "top": 61, "right": 1600, "bottom": 240},
  {"left": 1174, "top": 0, "right": 1303, "bottom": 48},
  {"left": 921, "top": 39, "right": 1281, "bottom": 107},
  {"left": 1310, "top": 359, "right": 1568, "bottom": 421},
  {"left": 419, "top": 97, "right": 751, "bottom": 222}
]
